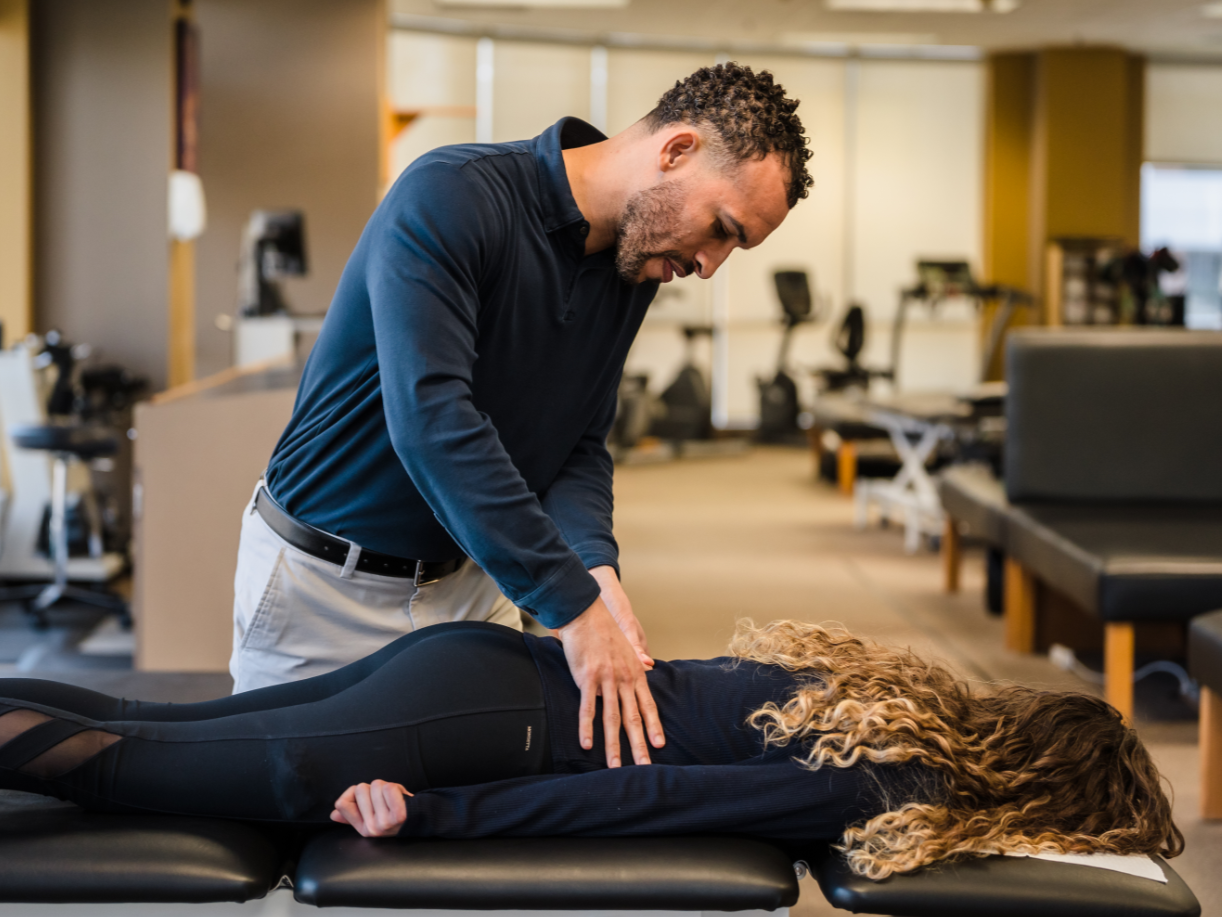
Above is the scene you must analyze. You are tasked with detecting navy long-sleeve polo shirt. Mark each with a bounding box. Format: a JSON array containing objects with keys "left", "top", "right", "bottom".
[{"left": 265, "top": 118, "right": 658, "bottom": 629}]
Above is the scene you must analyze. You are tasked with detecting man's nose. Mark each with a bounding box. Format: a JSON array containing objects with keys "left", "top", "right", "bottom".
[{"left": 694, "top": 245, "right": 733, "bottom": 280}]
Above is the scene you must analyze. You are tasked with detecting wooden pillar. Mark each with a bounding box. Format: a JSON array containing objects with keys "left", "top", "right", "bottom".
[
  {"left": 982, "top": 52, "right": 1035, "bottom": 379},
  {"left": 942, "top": 517, "right": 961, "bottom": 594},
  {"left": 1031, "top": 48, "right": 1145, "bottom": 310},
  {"left": 168, "top": 239, "right": 195, "bottom": 386},
  {"left": 837, "top": 442, "right": 857, "bottom": 497},
  {"left": 982, "top": 47, "right": 1144, "bottom": 333},
  {"left": 0, "top": 0, "right": 31, "bottom": 343},
  {"left": 167, "top": 2, "right": 198, "bottom": 387},
  {"left": 1202, "top": 686, "right": 1222, "bottom": 820},
  {"left": 1104, "top": 621, "right": 1135, "bottom": 721},
  {"left": 1004, "top": 557, "right": 1036, "bottom": 653}
]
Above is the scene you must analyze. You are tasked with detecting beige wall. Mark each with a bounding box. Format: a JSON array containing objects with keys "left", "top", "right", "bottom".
[
  {"left": 1147, "top": 63, "right": 1222, "bottom": 165},
  {"left": 0, "top": 0, "right": 30, "bottom": 344},
  {"left": 193, "top": 0, "right": 383, "bottom": 379},
  {"left": 31, "top": 0, "right": 172, "bottom": 388}
]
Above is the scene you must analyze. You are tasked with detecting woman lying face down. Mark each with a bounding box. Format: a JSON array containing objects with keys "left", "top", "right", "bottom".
[{"left": 0, "top": 619, "right": 1182, "bottom": 880}]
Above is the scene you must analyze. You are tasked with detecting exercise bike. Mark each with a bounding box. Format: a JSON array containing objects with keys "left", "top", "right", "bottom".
[
  {"left": 649, "top": 325, "right": 715, "bottom": 443},
  {"left": 757, "top": 271, "right": 816, "bottom": 444}
]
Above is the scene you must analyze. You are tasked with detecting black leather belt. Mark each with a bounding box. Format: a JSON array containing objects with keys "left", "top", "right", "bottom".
[{"left": 254, "top": 487, "right": 464, "bottom": 585}]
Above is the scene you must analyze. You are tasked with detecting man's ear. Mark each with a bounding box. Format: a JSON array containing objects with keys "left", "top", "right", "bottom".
[{"left": 657, "top": 129, "right": 700, "bottom": 174}]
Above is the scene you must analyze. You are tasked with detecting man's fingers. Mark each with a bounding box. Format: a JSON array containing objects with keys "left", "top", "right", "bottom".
[
  {"left": 636, "top": 675, "right": 665, "bottom": 748},
  {"left": 578, "top": 682, "right": 598, "bottom": 751},
  {"left": 618, "top": 681, "right": 652, "bottom": 766},
  {"left": 601, "top": 675, "right": 623, "bottom": 768}
]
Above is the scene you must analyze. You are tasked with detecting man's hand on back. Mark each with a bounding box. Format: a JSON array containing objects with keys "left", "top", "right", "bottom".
[
  {"left": 588, "top": 565, "right": 653, "bottom": 670},
  {"left": 558, "top": 595, "right": 664, "bottom": 768}
]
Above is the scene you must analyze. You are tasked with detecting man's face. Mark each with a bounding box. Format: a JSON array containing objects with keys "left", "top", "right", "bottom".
[{"left": 615, "top": 153, "right": 791, "bottom": 285}]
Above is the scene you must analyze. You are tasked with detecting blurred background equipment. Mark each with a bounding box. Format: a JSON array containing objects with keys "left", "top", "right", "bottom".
[
  {"left": 237, "top": 209, "right": 307, "bottom": 317},
  {"left": 0, "top": 332, "right": 144, "bottom": 628},
  {"left": 649, "top": 325, "right": 715, "bottom": 444},
  {"left": 756, "top": 270, "right": 816, "bottom": 444},
  {"left": 231, "top": 209, "right": 324, "bottom": 367}
]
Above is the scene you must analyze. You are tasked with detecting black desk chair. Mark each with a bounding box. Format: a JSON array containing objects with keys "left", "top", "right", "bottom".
[{"left": 2, "top": 424, "right": 129, "bottom": 628}]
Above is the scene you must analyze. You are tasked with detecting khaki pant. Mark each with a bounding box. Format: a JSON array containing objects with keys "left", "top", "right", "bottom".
[{"left": 229, "top": 485, "right": 521, "bottom": 693}]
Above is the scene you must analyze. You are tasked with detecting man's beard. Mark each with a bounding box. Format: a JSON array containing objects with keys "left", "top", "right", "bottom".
[{"left": 614, "top": 179, "right": 696, "bottom": 284}]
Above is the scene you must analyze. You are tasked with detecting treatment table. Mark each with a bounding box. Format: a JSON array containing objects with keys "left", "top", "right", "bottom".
[{"left": 0, "top": 788, "right": 1200, "bottom": 916}]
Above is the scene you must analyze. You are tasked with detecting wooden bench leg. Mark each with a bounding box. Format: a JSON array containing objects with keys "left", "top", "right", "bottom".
[
  {"left": 1003, "top": 558, "right": 1036, "bottom": 653},
  {"left": 1104, "top": 622, "right": 1135, "bottom": 721},
  {"left": 807, "top": 426, "right": 824, "bottom": 481},
  {"left": 942, "top": 517, "right": 961, "bottom": 594},
  {"left": 1202, "top": 686, "right": 1222, "bottom": 819},
  {"left": 837, "top": 442, "right": 857, "bottom": 497}
]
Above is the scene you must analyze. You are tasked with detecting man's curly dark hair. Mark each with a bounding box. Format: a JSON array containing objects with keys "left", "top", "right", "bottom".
[{"left": 643, "top": 62, "right": 813, "bottom": 209}]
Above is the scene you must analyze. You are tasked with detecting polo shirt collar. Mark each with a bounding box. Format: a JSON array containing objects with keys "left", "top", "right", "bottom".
[{"left": 536, "top": 117, "right": 607, "bottom": 234}]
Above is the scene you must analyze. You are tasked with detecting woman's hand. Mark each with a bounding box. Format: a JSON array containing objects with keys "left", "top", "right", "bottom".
[{"left": 330, "top": 780, "right": 411, "bottom": 837}]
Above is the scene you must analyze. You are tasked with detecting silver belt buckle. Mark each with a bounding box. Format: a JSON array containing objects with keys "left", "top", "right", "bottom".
[{"left": 413, "top": 560, "right": 441, "bottom": 587}]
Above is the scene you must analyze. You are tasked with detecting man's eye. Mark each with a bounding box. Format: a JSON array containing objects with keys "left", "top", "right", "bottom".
[{"left": 713, "top": 223, "right": 729, "bottom": 239}]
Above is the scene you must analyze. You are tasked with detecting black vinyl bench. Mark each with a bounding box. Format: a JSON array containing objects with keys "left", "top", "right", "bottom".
[
  {"left": 0, "top": 790, "right": 1200, "bottom": 915},
  {"left": 994, "top": 329, "right": 1222, "bottom": 720},
  {"left": 1189, "top": 609, "right": 1222, "bottom": 821},
  {"left": 938, "top": 462, "right": 1009, "bottom": 602}
]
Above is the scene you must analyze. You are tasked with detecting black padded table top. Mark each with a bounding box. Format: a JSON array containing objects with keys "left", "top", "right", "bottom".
[
  {"left": 0, "top": 791, "right": 283, "bottom": 904},
  {"left": 294, "top": 832, "right": 800, "bottom": 911},
  {"left": 1189, "top": 609, "right": 1222, "bottom": 693},
  {"left": 939, "top": 464, "right": 1009, "bottom": 545},
  {"left": 1004, "top": 503, "right": 1222, "bottom": 621},
  {"left": 8, "top": 423, "right": 119, "bottom": 460},
  {"left": 815, "top": 851, "right": 1200, "bottom": 917}
]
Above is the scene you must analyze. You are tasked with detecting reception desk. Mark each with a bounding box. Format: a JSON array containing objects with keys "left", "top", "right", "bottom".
[{"left": 132, "top": 361, "right": 299, "bottom": 671}]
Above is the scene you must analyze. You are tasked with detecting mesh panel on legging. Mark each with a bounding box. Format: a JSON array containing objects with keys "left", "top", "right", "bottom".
[{"left": 0, "top": 708, "right": 122, "bottom": 780}]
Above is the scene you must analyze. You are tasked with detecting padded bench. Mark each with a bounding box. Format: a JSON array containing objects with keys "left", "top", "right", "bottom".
[
  {"left": 999, "top": 329, "right": 1222, "bottom": 719},
  {"left": 938, "top": 462, "right": 1009, "bottom": 601},
  {"left": 1189, "top": 609, "right": 1222, "bottom": 820},
  {"left": 0, "top": 789, "right": 1200, "bottom": 916}
]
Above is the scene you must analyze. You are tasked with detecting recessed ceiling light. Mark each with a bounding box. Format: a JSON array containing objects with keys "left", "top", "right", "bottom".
[
  {"left": 826, "top": 0, "right": 1018, "bottom": 11},
  {"left": 1204, "top": 2, "right": 1222, "bottom": 17},
  {"left": 435, "top": 0, "right": 629, "bottom": 7}
]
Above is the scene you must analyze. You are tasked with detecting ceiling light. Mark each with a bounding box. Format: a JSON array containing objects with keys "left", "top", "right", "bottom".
[
  {"left": 435, "top": 0, "right": 629, "bottom": 7},
  {"left": 783, "top": 31, "right": 939, "bottom": 46},
  {"left": 825, "top": 0, "right": 1018, "bottom": 11}
]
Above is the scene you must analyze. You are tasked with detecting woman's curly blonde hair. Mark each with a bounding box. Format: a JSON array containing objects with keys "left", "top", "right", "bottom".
[{"left": 729, "top": 619, "right": 1184, "bottom": 879}]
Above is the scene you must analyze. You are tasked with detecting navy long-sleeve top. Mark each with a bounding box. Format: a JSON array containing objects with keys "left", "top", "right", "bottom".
[
  {"left": 400, "top": 635, "right": 921, "bottom": 840},
  {"left": 265, "top": 118, "right": 657, "bottom": 629}
]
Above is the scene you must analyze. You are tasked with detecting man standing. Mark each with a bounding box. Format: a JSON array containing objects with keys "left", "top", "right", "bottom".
[{"left": 230, "top": 62, "right": 812, "bottom": 769}]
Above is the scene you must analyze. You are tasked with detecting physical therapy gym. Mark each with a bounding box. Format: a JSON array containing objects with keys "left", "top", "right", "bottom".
[{"left": 0, "top": 1, "right": 1220, "bottom": 915}]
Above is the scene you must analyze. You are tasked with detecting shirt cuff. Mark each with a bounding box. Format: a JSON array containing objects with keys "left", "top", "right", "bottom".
[
  {"left": 572, "top": 542, "right": 619, "bottom": 579},
  {"left": 516, "top": 553, "right": 601, "bottom": 630}
]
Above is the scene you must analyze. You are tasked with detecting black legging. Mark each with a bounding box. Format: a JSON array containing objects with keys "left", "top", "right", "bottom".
[{"left": 0, "top": 622, "right": 549, "bottom": 825}]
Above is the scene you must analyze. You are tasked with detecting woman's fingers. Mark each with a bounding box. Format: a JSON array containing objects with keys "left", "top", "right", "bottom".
[
  {"left": 333, "top": 785, "right": 366, "bottom": 834},
  {"left": 353, "top": 783, "right": 378, "bottom": 835},
  {"left": 368, "top": 780, "right": 406, "bottom": 836},
  {"left": 332, "top": 782, "right": 411, "bottom": 837}
]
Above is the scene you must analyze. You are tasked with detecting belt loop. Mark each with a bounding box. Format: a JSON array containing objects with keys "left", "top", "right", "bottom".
[{"left": 340, "top": 542, "right": 362, "bottom": 579}]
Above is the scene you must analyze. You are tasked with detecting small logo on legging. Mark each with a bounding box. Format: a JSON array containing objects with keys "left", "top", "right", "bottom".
[{"left": 525, "top": 726, "right": 532, "bottom": 751}]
